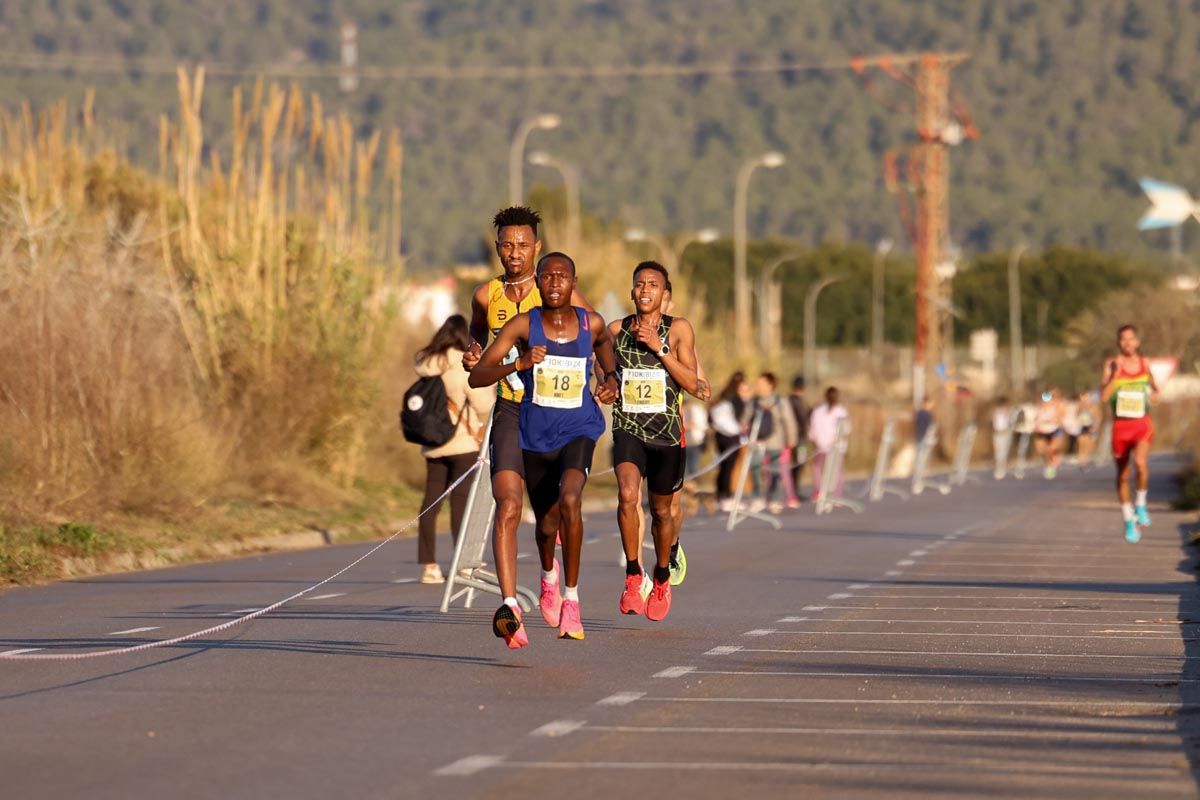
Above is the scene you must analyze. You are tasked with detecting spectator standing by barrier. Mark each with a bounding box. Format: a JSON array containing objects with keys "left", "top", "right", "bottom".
[
  {"left": 754, "top": 372, "right": 798, "bottom": 514},
  {"left": 410, "top": 315, "right": 495, "bottom": 584},
  {"left": 787, "top": 375, "right": 811, "bottom": 504},
  {"left": 809, "top": 387, "right": 850, "bottom": 500},
  {"left": 710, "top": 372, "right": 751, "bottom": 512},
  {"left": 914, "top": 397, "right": 936, "bottom": 445}
]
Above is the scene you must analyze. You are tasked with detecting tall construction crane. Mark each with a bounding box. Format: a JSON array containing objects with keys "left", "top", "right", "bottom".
[{"left": 858, "top": 53, "right": 979, "bottom": 405}]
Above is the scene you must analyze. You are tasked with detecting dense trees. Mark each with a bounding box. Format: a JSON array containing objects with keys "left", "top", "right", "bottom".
[{"left": 0, "top": 1, "right": 1197, "bottom": 270}]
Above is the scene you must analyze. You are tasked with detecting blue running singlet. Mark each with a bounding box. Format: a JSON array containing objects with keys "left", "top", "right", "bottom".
[{"left": 518, "top": 307, "right": 606, "bottom": 452}]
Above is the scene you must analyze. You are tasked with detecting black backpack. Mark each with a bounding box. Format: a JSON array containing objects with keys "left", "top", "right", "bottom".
[
  {"left": 400, "top": 376, "right": 461, "bottom": 448},
  {"left": 755, "top": 403, "right": 776, "bottom": 441}
]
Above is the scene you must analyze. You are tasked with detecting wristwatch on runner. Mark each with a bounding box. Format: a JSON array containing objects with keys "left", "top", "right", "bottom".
[{"left": 657, "top": 344, "right": 671, "bottom": 357}]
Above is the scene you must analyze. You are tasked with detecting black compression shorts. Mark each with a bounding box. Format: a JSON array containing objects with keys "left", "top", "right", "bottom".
[
  {"left": 612, "top": 428, "right": 686, "bottom": 496},
  {"left": 489, "top": 398, "right": 524, "bottom": 478},
  {"left": 523, "top": 437, "right": 596, "bottom": 517}
]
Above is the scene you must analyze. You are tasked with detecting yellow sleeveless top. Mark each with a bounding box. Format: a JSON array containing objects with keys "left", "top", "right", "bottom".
[{"left": 486, "top": 277, "right": 541, "bottom": 402}]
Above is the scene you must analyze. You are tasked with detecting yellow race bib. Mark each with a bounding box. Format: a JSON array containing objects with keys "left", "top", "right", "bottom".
[
  {"left": 533, "top": 355, "right": 587, "bottom": 409},
  {"left": 1115, "top": 389, "right": 1147, "bottom": 419},
  {"left": 620, "top": 368, "right": 667, "bottom": 414}
]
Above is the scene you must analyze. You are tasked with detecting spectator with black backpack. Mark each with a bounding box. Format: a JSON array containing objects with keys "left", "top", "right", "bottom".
[{"left": 404, "top": 314, "right": 494, "bottom": 584}]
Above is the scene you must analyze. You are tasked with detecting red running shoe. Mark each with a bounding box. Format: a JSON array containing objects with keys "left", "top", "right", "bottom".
[
  {"left": 540, "top": 557, "right": 563, "bottom": 627},
  {"left": 619, "top": 573, "right": 646, "bottom": 615},
  {"left": 558, "top": 599, "right": 585, "bottom": 640},
  {"left": 492, "top": 604, "right": 529, "bottom": 649},
  {"left": 645, "top": 578, "right": 672, "bottom": 622}
]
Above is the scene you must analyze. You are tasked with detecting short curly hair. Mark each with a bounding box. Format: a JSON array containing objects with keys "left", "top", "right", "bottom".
[{"left": 492, "top": 206, "right": 542, "bottom": 237}]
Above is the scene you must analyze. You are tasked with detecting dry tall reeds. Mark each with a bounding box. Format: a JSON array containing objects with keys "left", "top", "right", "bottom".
[{"left": 0, "top": 71, "right": 403, "bottom": 516}]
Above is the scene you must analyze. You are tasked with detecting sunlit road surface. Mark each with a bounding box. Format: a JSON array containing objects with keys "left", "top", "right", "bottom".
[{"left": 2, "top": 457, "right": 1198, "bottom": 798}]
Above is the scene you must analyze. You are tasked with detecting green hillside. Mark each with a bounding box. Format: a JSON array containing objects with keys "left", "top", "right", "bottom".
[{"left": 0, "top": 0, "right": 1197, "bottom": 267}]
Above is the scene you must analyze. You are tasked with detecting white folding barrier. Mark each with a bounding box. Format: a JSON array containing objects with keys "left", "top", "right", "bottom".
[
  {"left": 815, "top": 419, "right": 862, "bottom": 515},
  {"left": 439, "top": 415, "right": 538, "bottom": 613},
  {"left": 725, "top": 411, "right": 782, "bottom": 531},
  {"left": 911, "top": 425, "right": 951, "bottom": 496},
  {"left": 862, "top": 419, "right": 909, "bottom": 502},
  {"left": 1092, "top": 419, "right": 1112, "bottom": 468},
  {"left": 950, "top": 422, "right": 979, "bottom": 487},
  {"left": 1013, "top": 430, "right": 1032, "bottom": 479}
]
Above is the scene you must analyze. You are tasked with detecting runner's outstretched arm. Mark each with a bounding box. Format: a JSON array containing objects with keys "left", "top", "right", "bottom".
[
  {"left": 469, "top": 314, "right": 533, "bottom": 388},
  {"left": 590, "top": 311, "right": 619, "bottom": 404}
]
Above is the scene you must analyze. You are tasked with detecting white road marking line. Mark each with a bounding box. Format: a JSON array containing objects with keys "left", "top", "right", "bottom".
[
  {"left": 885, "top": 570, "right": 903, "bottom": 576},
  {"left": 905, "top": 562, "right": 1180, "bottom": 570},
  {"left": 228, "top": 608, "right": 262, "bottom": 614},
  {"left": 597, "top": 691, "right": 645, "bottom": 706},
  {"left": 743, "top": 629, "right": 776, "bottom": 637},
  {"left": 897, "top": 560, "right": 916, "bottom": 566},
  {"left": 434, "top": 755, "right": 503, "bottom": 776},
  {"left": 777, "top": 616, "right": 807, "bottom": 623},
  {"left": 806, "top": 604, "right": 1191, "bottom": 616},
  {"left": 650, "top": 697, "right": 1183, "bottom": 709},
  {"left": 802, "top": 605, "right": 827, "bottom": 611},
  {"left": 392, "top": 578, "right": 419, "bottom": 584},
  {"left": 847, "top": 583, "right": 870, "bottom": 589},
  {"left": 653, "top": 666, "right": 696, "bottom": 679},
  {"left": 516, "top": 553, "right": 531, "bottom": 560},
  {"left": 0, "top": 648, "right": 43, "bottom": 656},
  {"left": 755, "top": 629, "right": 1182, "bottom": 641},
  {"left": 530, "top": 720, "right": 586, "bottom": 737},
  {"left": 741, "top": 647, "right": 1189, "bottom": 660},
  {"left": 310, "top": 593, "right": 346, "bottom": 600},
  {"left": 491, "top": 759, "right": 1184, "bottom": 777},
  {"left": 773, "top": 617, "right": 1177, "bottom": 629},
  {"left": 690, "top": 669, "right": 1194, "bottom": 684},
  {"left": 909, "top": 550, "right": 928, "bottom": 557},
  {"left": 107, "top": 627, "right": 160, "bottom": 636},
  {"left": 836, "top": 592, "right": 1184, "bottom": 602},
  {"left": 583, "top": 725, "right": 1180, "bottom": 740},
  {"left": 827, "top": 592, "right": 852, "bottom": 599},
  {"left": 704, "top": 645, "right": 742, "bottom": 656}
]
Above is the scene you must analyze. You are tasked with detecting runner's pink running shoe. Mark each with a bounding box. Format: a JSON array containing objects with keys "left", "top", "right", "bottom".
[
  {"left": 492, "top": 604, "right": 529, "bottom": 650},
  {"left": 558, "top": 599, "right": 585, "bottom": 640},
  {"left": 645, "top": 578, "right": 672, "bottom": 622},
  {"left": 540, "top": 557, "right": 563, "bottom": 627},
  {"left": 618, "top": 573, "right": 646, "bottom": 615}
]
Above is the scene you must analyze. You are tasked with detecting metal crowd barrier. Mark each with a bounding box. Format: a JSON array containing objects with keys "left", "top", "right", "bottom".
[
  {"left": 440, "top": 415, "right": 538, "bottom": 613},
  {"left": 911, "top": 425, "right": 951, "bottom": 496},
  {"left": 815, "top": 418, "right": 863, "bottom": 515},
  {"left": 950, "top": 422, "right": 979, "bottom": 487},
  {"left": 862, "top": 419, "right": 910, "bottom": 502},
  {"left": 726, "top": 411, "right": 782, "bottom": 531},
  {"left": 1013, "top": 430, "right": 1032, "bottom": 479}
]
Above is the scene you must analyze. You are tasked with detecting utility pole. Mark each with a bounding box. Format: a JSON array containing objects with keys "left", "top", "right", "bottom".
[{"left": 340, "top": 21, "right": 358, "bottom": 93}]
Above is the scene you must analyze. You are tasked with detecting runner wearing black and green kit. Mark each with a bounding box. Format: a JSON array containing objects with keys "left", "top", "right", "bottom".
[{"left": 610, "top": 261, "right": 700, "bottom": 622}]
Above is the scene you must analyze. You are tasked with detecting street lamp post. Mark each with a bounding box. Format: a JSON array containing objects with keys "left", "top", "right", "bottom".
[
  {"left": 803, "top": 274, "right": 845, "bottom": 389},
  {"left": 733, "top": 151, "right": 785, "bottom": 356},
  {"left": 871, "top": 238, "right": 894, "bottom": 374},
  {"left": 508, "top": 113, "right": 560, "bottom": 206},
  {"left": 1007, "top": 244, "right": 1026, "bottom": 396},
  {"left": 756, "top": 252, "right": 802, "bottom": 358},
  {"left": 624, "top": 227, "right": 719, "bottom": 275},
  {"left": 527, "top": 150, "right": 580, "bottom": 254}
]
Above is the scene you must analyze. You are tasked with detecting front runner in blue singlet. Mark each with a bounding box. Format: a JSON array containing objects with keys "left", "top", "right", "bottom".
[{"left": 469, "top": 253, "right": 618, "bottom": 647}]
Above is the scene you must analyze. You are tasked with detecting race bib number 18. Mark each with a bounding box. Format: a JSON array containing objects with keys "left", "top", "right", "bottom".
[
  {"left": 1115, "top": 389, "right": 1147, "bottom": 419},
  {"left": 621, "top": 368, "right": 667, "bottom": 414},
  {"left": 533, "top": 355, "right": 587, "bottom": 409}
]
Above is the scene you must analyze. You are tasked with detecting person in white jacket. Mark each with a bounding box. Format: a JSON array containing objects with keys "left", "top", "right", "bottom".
[{"left": 412, "top": 315, "right": 495, "bottom": 583}]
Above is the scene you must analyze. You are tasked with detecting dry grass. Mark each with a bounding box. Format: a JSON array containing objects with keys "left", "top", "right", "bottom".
[{"left": 0, "top": 74, "right": 417, "bottom": 583}]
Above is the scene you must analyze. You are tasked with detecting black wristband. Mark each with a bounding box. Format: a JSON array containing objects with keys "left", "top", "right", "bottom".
[{"left": 604, "top": 370, "right": 618, "bottom": 383}]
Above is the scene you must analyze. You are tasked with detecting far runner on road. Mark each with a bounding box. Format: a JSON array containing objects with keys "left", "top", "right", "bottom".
[
  {"left": 1101, "top": 324, "right": 1159, "bottom": 544},
  {"left": 609, "top": 261, "right": 701, "bottom": 621},
  {"left": 469, "top": 252, "right": 617, "bottom": 647}
]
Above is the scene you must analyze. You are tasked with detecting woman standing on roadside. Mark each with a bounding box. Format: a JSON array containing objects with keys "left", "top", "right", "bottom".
[{"left": 412, "top": 315, "right": 495, "bottom": 583}]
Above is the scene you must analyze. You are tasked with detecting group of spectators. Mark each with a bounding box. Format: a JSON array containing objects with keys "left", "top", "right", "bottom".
[{"left": 696, "top": 372, "right": 848, "bottom": 514}]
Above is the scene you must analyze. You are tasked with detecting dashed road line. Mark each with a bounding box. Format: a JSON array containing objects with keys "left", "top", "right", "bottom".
[
  {"left": 653, "top": 666, "right": 696, "bottom": 679},
  {"left": 743, "top": 628, "right": 776, "bottom": 637},
  {"left": 597, "top": 691, "right": 645, "bottom": 706},
  {"left": 107, "top": 627, "right": 160, "bottom": 636},
  {"left": 434, "top": 755, "right": 502, "bottom": 776},
  {"left": 310, "top": 593, "right": 346, "bottom": 600},
  {"left": 740, "top": 647, "right": 1189, "bottom": 660},
  {"left": 530, "top": 720, "right": 586, "bottom": 737},
  {"left": 0, "top": 648, "right": 42, "bottom": 656},
  {"left": 704, "top": 646, "right": 742, "bottom": 656}
]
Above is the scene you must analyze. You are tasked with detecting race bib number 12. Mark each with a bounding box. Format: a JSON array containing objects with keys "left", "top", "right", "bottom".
[
  {"left": 533, "top": 355, "right": 587, "bottom": 409},
  {"left": 621, "top": 368, "right": 667, "bottom": 414}
]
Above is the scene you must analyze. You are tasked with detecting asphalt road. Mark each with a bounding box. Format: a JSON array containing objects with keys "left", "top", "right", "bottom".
[{"left": 2, "top": 458, "right": 1199, "bottom": 798}]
